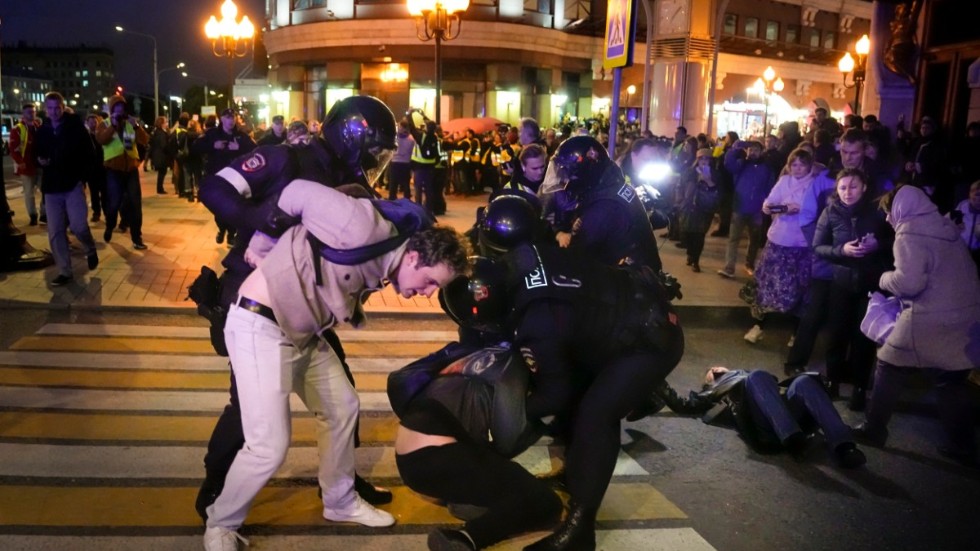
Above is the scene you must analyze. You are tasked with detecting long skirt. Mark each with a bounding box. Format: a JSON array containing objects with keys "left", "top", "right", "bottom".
[{"left": 755, "top": 242, "right": 811, "bottom": 315}]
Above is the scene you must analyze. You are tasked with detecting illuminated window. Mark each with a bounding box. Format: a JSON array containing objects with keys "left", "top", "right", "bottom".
[
  {"left": 744, "top": 17, "right": 759, "bottom": 39},
  {"left": 765, "top": 21, "right": 779, "bottom": 41},
  {"left": 723, "top": 14, "right": 737, "bottom": 35}
]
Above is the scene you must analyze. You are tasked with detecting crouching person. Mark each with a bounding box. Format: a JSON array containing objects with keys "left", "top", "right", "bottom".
[{"left": 389, "top": 342, "right": 562, "bottom": 551}]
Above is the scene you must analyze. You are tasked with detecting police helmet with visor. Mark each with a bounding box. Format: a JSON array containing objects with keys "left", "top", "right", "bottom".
[
  {"left": 552, "top": 136, "right": 610, "bottom": 195},
  {"left": 320, "top": 95, "right": 397, "bottom": 188},
  {"left": 439, "top": 257, "right": 510, "bottom": 333},
  {"left": 479, "top": 195, "right": 540, "bottom": 257}
]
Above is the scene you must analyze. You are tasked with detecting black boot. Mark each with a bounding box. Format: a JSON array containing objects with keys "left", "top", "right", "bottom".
[
  {"left": 354, "top": 473, "right": 393, "bottom": 505},
  {"left": 524, "top": 502, "right": 597, "bottom": 551},
  {"left": 195, "top": 473, "right": 225, "bottom": 522}
]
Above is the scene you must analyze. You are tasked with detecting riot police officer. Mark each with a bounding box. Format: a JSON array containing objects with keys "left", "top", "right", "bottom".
[
  {"left": 195, "top": 95, "right": 397, "bottom": 520},
  {"left": 442, "top": 244, "right": 685, "bottom": 551},
  {"left": 548, "top": 136, "right": 663, "bottom": 272}
]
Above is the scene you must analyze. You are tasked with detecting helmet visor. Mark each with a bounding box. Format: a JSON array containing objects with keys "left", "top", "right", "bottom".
[{"left": 364, "top": 147, "right": 394, "bottom": 189}]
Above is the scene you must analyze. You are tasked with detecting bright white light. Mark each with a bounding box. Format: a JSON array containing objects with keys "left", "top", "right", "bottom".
[{"left": 638, "top": 162, "right": 672, "bottom": 183}]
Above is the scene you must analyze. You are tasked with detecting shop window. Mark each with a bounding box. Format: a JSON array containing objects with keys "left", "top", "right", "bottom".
[{"left": 293, "top": 0, "right": 326, "bottom": 8}]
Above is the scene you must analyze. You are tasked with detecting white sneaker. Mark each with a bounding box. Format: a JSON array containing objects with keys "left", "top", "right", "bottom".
[
  {"left": 203, "top": 526, "right": 249, "bottom": 551},
  {"left": 744, "top": 324, "right": 764, "bottom": 344},
  {"left": 323, "top": 495, "right": 396, "bottom": 527}
]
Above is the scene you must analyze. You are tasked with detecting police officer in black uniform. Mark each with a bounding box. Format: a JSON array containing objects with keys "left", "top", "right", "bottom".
[
  {"left": 442, "top": 244, "right": 685, "bottom": 551},
  {"left": 194, "top": 95, "right": 397, "bottom": 520},
  {"left": 549, "top": 136, "right": 663, "bottom": 272}
]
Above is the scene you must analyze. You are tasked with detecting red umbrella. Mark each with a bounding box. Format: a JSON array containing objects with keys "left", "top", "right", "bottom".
[{"left": 440, "top": 117, "right": 506, "bottom": 135}]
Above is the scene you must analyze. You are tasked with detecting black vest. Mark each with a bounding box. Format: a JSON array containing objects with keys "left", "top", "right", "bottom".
[{"left": 505, "top": 244, "right": 679, "bottom": 354}]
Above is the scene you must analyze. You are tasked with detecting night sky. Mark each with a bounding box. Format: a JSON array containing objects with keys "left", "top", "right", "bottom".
[{"left": 1, "top": 0, "right": 266, "bottom": 97}]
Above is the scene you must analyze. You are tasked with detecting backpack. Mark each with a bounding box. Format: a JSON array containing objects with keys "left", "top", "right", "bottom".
[{"left": 307, "top": 198, "right": 436, "bottom": 284}]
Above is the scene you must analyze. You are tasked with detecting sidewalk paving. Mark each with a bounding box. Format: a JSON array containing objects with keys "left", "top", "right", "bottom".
[{"left": 1, "top": 170, "right": 748, "bottom": 314}]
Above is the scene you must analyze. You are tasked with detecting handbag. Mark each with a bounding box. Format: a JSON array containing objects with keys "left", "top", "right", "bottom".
[{"left": 860, "top": 291, "right": 903, "bottom": 345}]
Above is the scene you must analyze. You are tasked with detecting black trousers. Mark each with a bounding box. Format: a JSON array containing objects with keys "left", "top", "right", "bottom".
[
  {"left": 824, "top": 286, "right": 875, "bottom": 387},
  {"left": 397, "top": 441, "right": 561, "bottom": 548},
  {"left": 155, "top": 165, "right": 169, "bottom": 193},
  {"left": 785, "top": 278, "right": 831, "bottom": 370},
  {"left": 683, "top": 230, "right": 707, "bottom": 264},
  {"left": 566, "top": 328, "right": 683, "bottom": 510}
]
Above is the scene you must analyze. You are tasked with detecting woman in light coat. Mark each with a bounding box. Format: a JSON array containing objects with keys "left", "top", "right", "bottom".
[{"left": 856, "top": 185, "right": 980, "bottom": 467}]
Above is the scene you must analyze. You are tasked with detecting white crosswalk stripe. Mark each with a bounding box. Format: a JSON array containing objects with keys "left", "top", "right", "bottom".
[{"left": 0, "top": 322, "right": 713, "bottom": 550}]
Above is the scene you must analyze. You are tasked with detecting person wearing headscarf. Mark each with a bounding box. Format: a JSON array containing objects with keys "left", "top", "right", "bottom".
[{"left": 855, "top": 185, "right": 980, "bottom": 467}]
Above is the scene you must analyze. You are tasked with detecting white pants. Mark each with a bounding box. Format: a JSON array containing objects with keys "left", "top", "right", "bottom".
[{"left": 207, "top": 304, "right": 360, "bottom": 529}]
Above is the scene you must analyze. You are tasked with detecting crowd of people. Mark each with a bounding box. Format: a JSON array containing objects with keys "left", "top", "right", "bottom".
[{"left": 5, "top": 91, "right": 979, "bottom": 551}]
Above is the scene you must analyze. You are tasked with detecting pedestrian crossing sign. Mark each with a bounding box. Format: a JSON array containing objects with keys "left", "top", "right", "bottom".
[{"left": 603, "top": 0, "right": 638, "bottom": 69}]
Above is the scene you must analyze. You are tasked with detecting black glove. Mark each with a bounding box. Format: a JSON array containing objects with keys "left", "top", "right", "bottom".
[
  {"left": 252, "top": 196, "right": 301, "bottom": 238},
  {"left": 186, "top": 266, "right": 220, "bottom": 309}
]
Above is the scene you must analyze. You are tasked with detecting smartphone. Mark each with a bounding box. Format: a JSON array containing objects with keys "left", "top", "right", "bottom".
[{"left": 768, "top": 204, "right": 788, "bottom": 213}]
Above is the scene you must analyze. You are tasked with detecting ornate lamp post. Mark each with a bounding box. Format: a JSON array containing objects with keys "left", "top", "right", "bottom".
[
  {"left": 115, "top": 26, "right": 159, "bottom": 119},
  {"left": 204, "top": 0, "right": 255, "bottom": 109},
  {"left": 407, "top": 0, "right": 470, "bottom": 124},
  {"left": 754, "top": 66, "right": 784, "bottom": 136},
  {"left": 838, "top": 34, "right": 871, "bottom": 116}
]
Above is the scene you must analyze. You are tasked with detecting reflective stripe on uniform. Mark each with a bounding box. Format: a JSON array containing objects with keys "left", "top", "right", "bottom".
[{"left": 216, "top": 166, "right": 252, "bottom": 198}]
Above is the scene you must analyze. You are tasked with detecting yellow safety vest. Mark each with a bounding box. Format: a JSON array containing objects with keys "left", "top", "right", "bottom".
[
  {"left": 411, "top": 134, "right": 437, "bottom": 164},
  {"left": 15, "top": 122, "right": 29, "bottom": 157},
  {"left": 102, "top": 121, "right": 140, "bottom": 162}
]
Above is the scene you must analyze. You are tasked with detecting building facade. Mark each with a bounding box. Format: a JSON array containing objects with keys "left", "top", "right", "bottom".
[
  {"left": 256, "top": 0, "right": 882, "bottom": 138},
  {"left": 1, "top": 44, "right": 115, "bottom": 116}
]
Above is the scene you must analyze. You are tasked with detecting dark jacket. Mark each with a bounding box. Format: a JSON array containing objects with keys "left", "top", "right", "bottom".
[
  {"left": 570, "top": 162, "right": 663, "bottom": 271},
  {"left": 191, "top": 125, "right": 257, "bottom": 177},
  {"left": 149, "top": 127, "right": 171, "bottom": 168},
  {"left": 656, "top": 370, "right": 822, "bottom": 453},
  {"left": 387, "top": 342, "right": 538, "bottom": 458},
  {"left": 812, "top": 195, "right": 893, "bottom": 293},
  {"left": 33, "top": 112, "right": 95, "bottom": 194},
  {"left": 724, "top": 148, "right": 775, "bottom": 217},
  {"left": 677, "top": 167, "right": 721, "bottom": 234}
]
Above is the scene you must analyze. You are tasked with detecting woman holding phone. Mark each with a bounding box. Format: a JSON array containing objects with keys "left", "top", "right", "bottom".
[
  {"left": 744, "top": 148, "right": 817, "bottom": 344},
  {"left": 812, "top": 168, "right": 893, "bottom": 410}
]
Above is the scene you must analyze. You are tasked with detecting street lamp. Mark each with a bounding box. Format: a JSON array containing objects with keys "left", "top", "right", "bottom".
[
  {"left": 406, "top": 0, "right": 470, "bottom": 124},
  {"left": 204, "top": 0, "right": 255, "bottom": 109},
  {"left": 181, "top": 71, "right": 212, "bottom": 107},
  {"left": 115, "top": 25, "right": 159, "bottom": 119},
  {"left": 838, "top": 34, "right": 870, "bottom": 116},
  {"left": 754, "top": 66, "right": 784, "bottom": 136},
  {"left": 159, "top": 62, "right": 186, "bottom": 79}
]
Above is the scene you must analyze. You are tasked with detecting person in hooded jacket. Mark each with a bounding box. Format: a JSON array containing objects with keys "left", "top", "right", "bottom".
[
  {"left": 855, "top": 185, "right": 980, "bottom": 467},
  {"left": 812, "top": 168, "right": 894, "bottom": 410}
]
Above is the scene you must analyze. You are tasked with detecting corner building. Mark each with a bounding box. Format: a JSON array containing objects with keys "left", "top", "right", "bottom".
[{"left": 262, "top": 0, "right": 885, "bottom": 137}]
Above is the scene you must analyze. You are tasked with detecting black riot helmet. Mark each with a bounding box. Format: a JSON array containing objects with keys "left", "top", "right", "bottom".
[
  {"left": 320, "top": 95, "right": 397, "bottom": 188},
  {"left": 439, "top": 257, "right": 510, "bottom": 333},
  {"left": 479, "top": 195, "right": 540, "bottom": 257},
  {"left": 552, "top": 135, "right": 611, "bottom": 195}
]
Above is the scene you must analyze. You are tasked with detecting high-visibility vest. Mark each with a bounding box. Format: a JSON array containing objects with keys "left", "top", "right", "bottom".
[
  {"left": 411, "top": 134, "right": 437, "bottom": 164},
  {"left": 102, "top": 121, "right": 140, "bottom": 161},
  {"left": 15, "top": 122, "right": 30, "bottom": 157}
]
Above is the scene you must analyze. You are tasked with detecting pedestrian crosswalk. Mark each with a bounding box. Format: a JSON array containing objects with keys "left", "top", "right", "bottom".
[{"left": 0, "top": 323, "right": 716, "bottom": 550}]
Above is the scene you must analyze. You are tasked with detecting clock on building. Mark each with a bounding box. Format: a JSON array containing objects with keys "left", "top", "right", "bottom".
[{"left": 658, "top": 0, "right": 690, "bottom": 35}]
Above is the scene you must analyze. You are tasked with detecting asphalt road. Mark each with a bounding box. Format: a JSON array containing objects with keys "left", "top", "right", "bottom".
[{"left": 1, "top": 306, "right": 976, "bottom": 550}]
